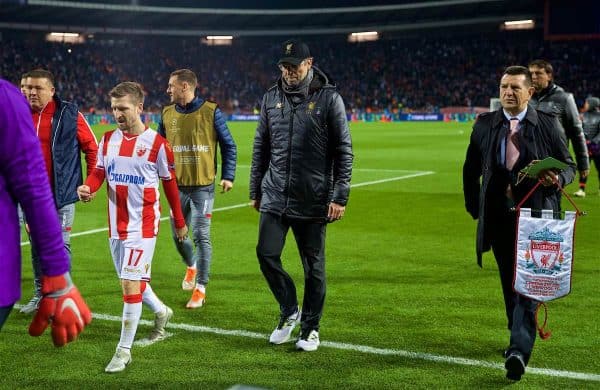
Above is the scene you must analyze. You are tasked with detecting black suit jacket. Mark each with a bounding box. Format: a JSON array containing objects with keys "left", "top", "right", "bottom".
[{"left": 463, "top": 106, "right": 576, "bottom": 267}]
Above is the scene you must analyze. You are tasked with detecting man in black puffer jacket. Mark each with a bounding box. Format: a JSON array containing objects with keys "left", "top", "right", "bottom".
[
  {"left": 250, "top": 39, "right": 353, "bottom": 352},
  {"left": 528, "top": 59, "right": 589, "bottom": 180}
]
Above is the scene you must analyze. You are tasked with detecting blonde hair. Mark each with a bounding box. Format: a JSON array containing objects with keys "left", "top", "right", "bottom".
[{"left": 109, "top": 81, "right": 145, "bottom": 104}]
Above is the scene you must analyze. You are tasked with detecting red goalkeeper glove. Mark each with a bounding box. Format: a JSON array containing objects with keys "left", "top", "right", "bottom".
[{"left": 28, "top": 272, "right": 92, "bottom": 347}]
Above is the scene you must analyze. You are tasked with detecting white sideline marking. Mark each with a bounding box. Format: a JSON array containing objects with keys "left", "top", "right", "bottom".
[
  {"left": 236, "top": 164, "right": 425, "bottom": 173},
  {"left": 89, "top": 312, "right": 600, "bottom": 382},
  {"left": 20, "top": 171, "right": 433, "bottom": 246},
  {"left": 351, "top": 171, "right": 434, "bottom": 188}
]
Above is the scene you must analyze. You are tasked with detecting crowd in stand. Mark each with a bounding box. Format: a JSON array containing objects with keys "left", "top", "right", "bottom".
[{"left": 2, "top": 31, "right": 598, "bottom": 114}]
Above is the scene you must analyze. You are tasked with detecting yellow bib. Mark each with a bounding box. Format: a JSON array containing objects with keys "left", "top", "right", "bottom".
[{"left": 162, "top": 101, "right": 218, "bottom": 186}]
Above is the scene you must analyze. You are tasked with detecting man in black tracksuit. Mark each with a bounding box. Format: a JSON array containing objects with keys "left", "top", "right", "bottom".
[
  {"left": 528, "top": 60, "right": 589, "bottom": 180},
  {"left": 250, "top": 39, "right": 353, "bottom": 352},
  {"left": 574, "top": 97, "right": 600, "bottom": 196},
  {"left": 463, "top": 66, "right": 576, "bottom": 381}
]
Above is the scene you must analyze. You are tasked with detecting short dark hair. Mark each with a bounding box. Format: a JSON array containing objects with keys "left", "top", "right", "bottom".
[
  {"left": 170, "top": 69, "right": 197, "bottom": 89},
  {"left": 528, "top": 59, "right": 553, "bottom": 76},
  {"left": 109, "top": 81, "right": 145, "bottom": 105},
  {"left": 502, "top": 66, "right": 533, "bottom": 87},
  {"left": 27, "top": 69, "right": 55, "bottom": 86},
  {"left": 20, "top": 72, "right": 29, "bottom": 81}
]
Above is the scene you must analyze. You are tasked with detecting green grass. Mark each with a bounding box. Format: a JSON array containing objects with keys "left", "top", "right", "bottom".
[{"left": 1, "top": 121, "right": 599, "bottom": 389}]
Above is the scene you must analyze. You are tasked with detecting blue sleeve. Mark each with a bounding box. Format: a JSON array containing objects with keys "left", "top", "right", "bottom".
[{"left": 214, "top": 107, "right": 237, "bottom": 181}]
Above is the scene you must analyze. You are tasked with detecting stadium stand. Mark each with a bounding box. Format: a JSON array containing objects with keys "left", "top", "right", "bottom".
[{"left": 1, "top": 30, "right": 598, "bottom": 115}]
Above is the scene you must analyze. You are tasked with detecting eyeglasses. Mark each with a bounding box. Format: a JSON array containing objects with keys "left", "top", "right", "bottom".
[{"left": 278, "top": 60, "right": 306, "bottom": 72}]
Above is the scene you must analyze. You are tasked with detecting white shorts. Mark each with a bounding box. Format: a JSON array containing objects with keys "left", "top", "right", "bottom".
[{"left": 109, "top": 237, "right": 156, "bottom": 281}]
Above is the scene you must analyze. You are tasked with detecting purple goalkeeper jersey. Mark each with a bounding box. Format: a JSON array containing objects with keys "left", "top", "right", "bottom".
[{"left": 0, "top": 79, "right": 69, "bottom": 306}]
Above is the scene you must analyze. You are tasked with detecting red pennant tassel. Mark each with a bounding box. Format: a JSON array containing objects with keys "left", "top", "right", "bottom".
[{"left": 535, "top": 302, "right": 552, "bottom": 340}]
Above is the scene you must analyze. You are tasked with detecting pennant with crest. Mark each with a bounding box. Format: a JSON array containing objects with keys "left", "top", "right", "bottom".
[{"left": 514, "top": 208, "right": 576, "bottom": 302}]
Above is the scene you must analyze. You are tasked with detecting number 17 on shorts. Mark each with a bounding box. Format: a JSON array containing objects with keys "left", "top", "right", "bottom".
[{"left": 110, "top": 237, "right": 157, "bottom": 281}]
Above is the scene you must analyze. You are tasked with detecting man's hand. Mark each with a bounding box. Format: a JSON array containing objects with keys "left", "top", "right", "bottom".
[
  {"left": 538, "top": 169, "right": 559, "bottom": 187},
  {"left": 77, "top": 185, "right": 92, "bottom": 202},
  {"left": 29, "top": 272, "right": 92, "bottom": 347},
  {"left": 175, "top": 225, "right": 189, "bottom": 242},
  {"left": 250, "top": 199, "right": 260, "bottom": 211},
  {"left": 328, "top": 202, "right": 346, "bottom": 221},
  {"left": 219, "top": 179, "right": 233, "bottom": 193}
]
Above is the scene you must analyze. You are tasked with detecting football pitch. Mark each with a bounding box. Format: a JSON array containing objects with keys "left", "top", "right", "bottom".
[{"left": 2, "top": 121, "right": 599, "bottom": 389}]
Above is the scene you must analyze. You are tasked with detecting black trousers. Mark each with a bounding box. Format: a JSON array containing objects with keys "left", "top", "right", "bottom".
[
  {"left": 256, "top": 212, "right": 327, "bottom": 332},
  {"left": 489, "top": 209, "right": 537, "bottom": 365},
  {"left": 0, "top": 305, "right": 14, "bottom": 331}
]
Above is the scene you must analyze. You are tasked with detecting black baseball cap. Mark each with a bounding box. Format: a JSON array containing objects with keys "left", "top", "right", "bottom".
[{"left": 278, "top": 39, "right": 311, "bottom": 66}]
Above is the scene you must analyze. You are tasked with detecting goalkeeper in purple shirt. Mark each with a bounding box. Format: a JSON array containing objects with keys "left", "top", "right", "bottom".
[{"left": 0, "top": 78, "right": 91, "bottom": 345}]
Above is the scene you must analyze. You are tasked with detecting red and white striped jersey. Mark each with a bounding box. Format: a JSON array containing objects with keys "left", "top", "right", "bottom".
[{"left": 96, "top": 128, "right": 176, "bottom": 240}]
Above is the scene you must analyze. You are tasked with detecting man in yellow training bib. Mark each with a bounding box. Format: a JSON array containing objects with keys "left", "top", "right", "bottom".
[{"left": 158, "top": 69, "right": 237, "bottom": 309}]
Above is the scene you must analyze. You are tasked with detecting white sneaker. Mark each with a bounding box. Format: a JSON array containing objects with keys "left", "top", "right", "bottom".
[
  {"left": 269, "top": 309, "right": 301, "bottom": 344},
  {"left": 19, "top": 295, "right": 42, "bottom": 314},
  {"left": 181, "top": 267, "right": 197, "bottom": 291},
  {"left": 573, "top": 189, "right": 586, "bottom": 197},
  {"left": 105, "top": 347, "right": 132, "bottom": 373},
  {"left": 148, "top": 306, "right": 173, "bottom": 342},
  {"left": 296, "top": 329, "right": 320, "bottom": 351}
]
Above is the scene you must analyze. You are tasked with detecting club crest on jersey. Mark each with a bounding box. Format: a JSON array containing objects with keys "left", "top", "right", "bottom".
[
  {"left": 136, "top": 145, "right": 147, "bottom": 157},
  {"left": 523, "top": 227, "right": 564, "bottom": 275}
]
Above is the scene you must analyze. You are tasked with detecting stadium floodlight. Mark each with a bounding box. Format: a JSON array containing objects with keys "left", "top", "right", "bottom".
[
  {"left": 50, "top": 32, "right": 79, "bottom": 37},
  {"left": 502, "top": 19, "right": 535, "bottom": 30},
  {"left": 203, "top": 35, "right": 233, "bottom": 46},
  {"left": 46, "top": 32, "right": 85, "bottom": 43},
  {"left": 348, "top": 31, "right": 379, "bottom": 42}
]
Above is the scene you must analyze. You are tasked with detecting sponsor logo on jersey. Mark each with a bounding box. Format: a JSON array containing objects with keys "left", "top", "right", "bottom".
[
  {"left": 172, "top": 144, "right": 210, "bottom": 153},
  {"left": 107, "top": 159, "right": 146, "bottom": 185}
]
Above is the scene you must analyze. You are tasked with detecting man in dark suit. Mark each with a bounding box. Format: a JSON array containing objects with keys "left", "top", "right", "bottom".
[{"left": 463, "top": 66, "right": 576, "bottom": 381}]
